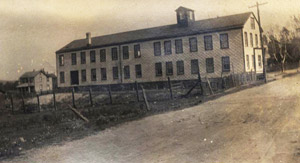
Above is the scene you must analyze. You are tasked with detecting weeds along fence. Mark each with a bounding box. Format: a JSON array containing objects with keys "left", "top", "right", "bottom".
[{"left": 0, "top": 71, "right": 261, "bottom": 115}]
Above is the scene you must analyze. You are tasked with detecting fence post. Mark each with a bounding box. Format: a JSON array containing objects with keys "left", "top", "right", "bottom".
[
  {"left": 72, "top": 87, "right": 76, "bottom": 108},
  {"left": 167, "top": 77, "right": 173, "bottom": 99},
  {"left": 206, "top": 77, "right": 214, "bottom": 95},
  {"left": 10, "top": 95, "right": 14, "bottom": 114},
  {"left": 140, "top": 85, "right": 150, "bottom": 111},
  {"left": 89, "top": 88, "right": 93, "bottom": 107},
  {"left": 53, "top": 91, "right": 57, "bottom": 111},
  {"left": 37, "top": 94, "right": 40, "bottom": 112},
  {"left": 198, "top": 72, "right": 204, "bottom": 95},
  {"left": 108, "top": 85, "right": 112, "bottom": 104},
  {"left": 135, "top": 81, "right": 140, "bottom": 102},
  {"left": 21, "top": 95, "right": 25, "bottom": 113}
]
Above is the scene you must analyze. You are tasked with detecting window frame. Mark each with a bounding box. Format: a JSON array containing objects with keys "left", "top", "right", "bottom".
[
  {"left": 59, "top": 71, "right": 65, "bottom": 83},
  {"left": 80, "top": 52, "right": 86, "bottom": 64},
  {"left": 155, "top": 62, "right": 162, "bottom": 77},
  {"left": 166, "top": 61, "right": 173, "bottom": 76},
  {"left": 59, "top": 55, "right": 64, "bottom": 66},
  {"left": 222, "top": 56, "right": 231, "bottom": 72},
  {"left": 124, "top": 65, "right": 130, "bottom": 79},
  {"left": 111, "top": 47, "right": 118, "bottom": 61},
  {"left": 175, "top": 39, "right": 183, "bottom": 54},
  {"left": 189, "top": 37, "right": 198, "bottom": 52},
  {"left": 176, "top": 60, "right": 184, "bottom": 75},
  {"left": 134, "top": 44, "right": 141, "bottom": 58},
  {"left": 191, "top": 59, "right": 199, "bottom": 74},
  {"left": 135, "top": 64, "right": 142, "bottom": 78},
  {"left": 220, "top": 33, "right": 229, "bottom": 49},
  {"left": 206, "top": 58, "right": 214, "bottom": 73},
  {"left": 71, "top": 53, "right": 77, "bottom": 65},
  {"left": 123, "top": 46, "right": 129, "bottom": 60},
  {"left": 153, "top": 42, "right": 161, "bottom": 56},
  {"left": 100, "top": 49, "right": 106, "bottom": 62},
  {"left": 164, "top": 40, "right": 172, "bottom": 55},
  {"left": 112, "top": 67, "right": 119, "bottom": 80},
  {"left": 90, "top": 50, "right": 96, "bottom": 63},
  {"left": 255, "top": 34, "right": 258, "bottom": 47},
  {"left": 251, "top": 17, "right": 255, "bottom": 29},
  {"left": 250, "top": 33, "right": 253, "bottom": 47},
  {"left": 204, "top": 35, "right": 213, "bottom": 51},
  {"left": 258, "top": 55, "right": 262, "bottom": 67},
  {"left": 246, "top": 55, "right": 250, "bottom": 69},
  {"left": 91, "top": 68, "right": 97, "bottom": 81},
  {"left": 101, "top": 68, "right": 107, "bottom": 81},
  {"left": 244, "top": 32, "right": 248, "bottom": 47},
  {"left": 81, "top": 69, "right": 86, "bottom": 82}
]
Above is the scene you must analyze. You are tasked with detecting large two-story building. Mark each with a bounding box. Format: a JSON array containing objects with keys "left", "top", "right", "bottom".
[{"left": 56, "top": 6, "right": 263, "bottom": 88}]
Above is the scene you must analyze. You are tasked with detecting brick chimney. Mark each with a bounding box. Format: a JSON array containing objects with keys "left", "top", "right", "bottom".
[{"left": 86, "top": 32, "right": 91, "bottom": 46}]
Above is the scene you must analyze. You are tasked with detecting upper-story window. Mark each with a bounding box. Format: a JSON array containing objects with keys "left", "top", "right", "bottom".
[
  {"left": 100, "top": 49, "right": 106, "bottom": 62},
  {"left": 59, "top": 55, "right": 64, "bottom": 66},
  {"left": 189, "top": 37, "right": 198, "bottom": 52},
  {"left": 255, "top": 34, "right": 258, "bottom": 47},
  {"left": 90, "top": 50, "right": 96, "bottom": 63},
  {"left": 123, "top": 46, "right": 129, "bottom": 60},
  {"left": 250, "top": 33, "right": 253, "bottom": 47},
  {"left": 222, "top": 56, "right": 230, "bottom": 72},
  {"left": 164, "top": 41, "right": 172, "bottom": 55},
  {"left": 111, "top": 47, "right": 118, "bottom": 60},
  {"left": 251, "top": 17, "right": 255, "bottom": 29},
  {"left": 220, "top": 33, "right": 229, "bottom": 49},
  {"left": 204, "top": 35, "right": 213, "bottom": 51},
  {"left": 71, "top": 53, "right": 77, "bottom": 65},
  {"left": 134, "top": 44, "right": 141, "bottom": 58},
  {"left": 244, "top": 32, "right": 248, "bottom": 47},
  {"left": 154, "top": 42, "right": 161, "bottom": 56},
  {"left": 175, "top": 39, "right": 183, "bottom": 54},
  {"left": 80, "top": 52, "right": 86, "bottom": 64}
]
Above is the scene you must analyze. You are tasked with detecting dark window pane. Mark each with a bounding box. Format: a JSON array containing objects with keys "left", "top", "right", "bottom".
[
  {"left": 166, "top": 61, "right": 173, "bottom": 76},
  {"left": 71, "top": 53, "right": 77, "bottom": 65},
  {"left": 155, "top": 62, "right": 162, "bottom": 76},
  {"left": 244, "top": 32, "right": 248, "bottom": 47},
  {"left": 191, "top": 59, "right": 199, "bottom": 74},
  {"left": 204, "top": 35, "right": 213, "bottom": 50},
  {"left": 91, "top": 69, "right": 97, "bottom": 81},
  {"left": 100, "top": 49, "right": 106, "bottom": 62},
  {"left": 164, "top": 41, "right": 172, "bottom": 55},
  {"left": 189, "top": 37, "right": 198, "bottom": 52},
  {"left": 60, "top": 72, "right": 65, "bottom": 83},
  {"left": 206, "top": 58, "right": 214, "bottom": 73},
  {"left": 113, "top": 67, "right": 119, "bottom": 79},
  {"left": 111, "top": 47, "right": 118, "bottom": 60},
  {"left": 135, "top": 64, "right": 142, "bottom": 78},
  {"left": 251, "top": 17, "right": 255, "bottom": 29},
  {"left": 81, "top": 69, "right": 86, "bottom": 82},
  {"left": 220, "top": 34, "right": 229, "bottom": 49},
  {"left": 124, "top": 65, "right": 130, "bottom": 79},
  {"left": 59, "top": 55, "right": 64, "bottom": 66},
  {"left": 134, "top": 44, "right": 141, "bottom": 58},
  {"left": 90, "top": 50, "right": 96, "bottom": 63},
  {"left": 101, "top": 68, "right": 107, "bottom": 80},
  {"left": 175, "top": 39, "right": 183, "bottom": 54},
  {"left": 123, "top": 46, "right": 129, "bottom": 60},
  {"left": 80, "top": 52, "right": 86, "bottom": 64},
  {"left": 250, "top": 33, "right": 253, "bottom": 47},
  {"left": 176, "top": 60, "right": 184, "bottom": 75},
  {"left": 222, "top": 56, "right": 230, "bottom": 72},
  {"left": 154, "top": 42, "right": 161, "bottom": 56}
]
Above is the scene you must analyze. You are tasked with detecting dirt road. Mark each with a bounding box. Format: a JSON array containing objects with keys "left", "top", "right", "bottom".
[{"left": 4, "top": 74, "right": 300, "bottom": 163}]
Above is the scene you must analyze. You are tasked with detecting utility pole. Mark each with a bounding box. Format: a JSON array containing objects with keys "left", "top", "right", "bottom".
[{"left": 249, "top": 2, "right": 268, "bottom": 83}]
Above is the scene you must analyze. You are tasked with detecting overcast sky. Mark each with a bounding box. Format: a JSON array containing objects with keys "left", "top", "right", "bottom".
[{"left": 1, "top": 0, "right": 300, "bottom": 81}]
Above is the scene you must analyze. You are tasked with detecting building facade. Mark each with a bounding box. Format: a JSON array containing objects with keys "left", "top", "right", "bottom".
[
  {"left": 56, "top": 6, "right": 263, "bottom": 88},
  {"left": 17, "top": 69, "right": 57, "bottom": 94}
]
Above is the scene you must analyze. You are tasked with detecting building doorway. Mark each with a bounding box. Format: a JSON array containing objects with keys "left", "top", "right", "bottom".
[{"left": 70, "top": 71, "right": 79, "bottom": 85}]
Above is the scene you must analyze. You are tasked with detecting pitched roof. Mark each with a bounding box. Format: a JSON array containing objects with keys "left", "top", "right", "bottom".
[
  {"left": 176, "top": 6, "right": 194, "bottom": 11},
  {"left": 20, "top": 71, "right": 42, "bottom": 78},
  {"left": 57, "top": 12, "right": 252, "bottom": 54}
]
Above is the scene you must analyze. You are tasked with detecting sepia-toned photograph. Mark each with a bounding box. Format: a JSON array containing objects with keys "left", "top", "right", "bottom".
[{"left": 1, "top": 0, "right": 300, "bottom": 162}]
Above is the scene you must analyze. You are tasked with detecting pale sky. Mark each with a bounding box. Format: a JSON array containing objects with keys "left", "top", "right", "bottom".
[{"left": 1, "top": 0, "right": 300, "bottom": 80}]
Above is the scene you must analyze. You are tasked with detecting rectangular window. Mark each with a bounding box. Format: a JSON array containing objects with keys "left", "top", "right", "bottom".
[
  {"left": 134, "top": 44, "right": 141, "bottom": 58},
  {"left": 164, "top": 41, "right": 172, "bottom": 55},
  {"left": 251, "top": 17, "right": 255, "bottom": 29},
  {"left": 113, "top": 67, "right": 119, "bottom": 79},
  {"left": 204, "top": 35, "right": 213, "bottom": 50},
  {"left": 176, "top": 60, "right": 184, "bottom": 75},
  {"left": 189, "top": 37, "right": 198, "bottom": 52},
  {"left": 255, "top": 34, "right": 258, "bottom": 47},
  {"left": 100, "top": 49, "right": 106, "bottom": 62},
  {"left": 166, "top": 61, "right": 173, "bottom": 76},
  {"left": 244, "top": 32, "right": 248, "bottom": 47},
  {"left": 101, "top": 68, "right": 107, "bottom": 81},
  {"left": 175, "top": 39, "right": 183, "bottom": 54},
  {"left": 90, "top": 50, "right": 96, "bottom": 63},
  {"left": 135, "top": 64, "right": 142, "bottom": 78},
  {"left": 250, "top": 33, "right": 253, "bottom": 47},
  {"left": 59, "top": 55, "right": 64, "bottom": 66},
  {"left": 154, "top": 42, "right": 161, "bottom": 56},
  {"left": 252, "top": 55, "right": 255, "bottom": 68},
  {"left": 124, "top": 65, "right": 130, "bottom": 79},
  {"left": 246, "top": 55, "right": 250, "bottom": 69},
  {"left": 222, "top": 56, "right": 230, "bottom": 72},
  {"left": 111, "top": 47, "right": 118, "bottom": 60},
  {"left": 91, "top": 69, "right": 97, "bottom": 81},
  {"left": 258, "top": 55, "right": 262, "bottom": 67},
  {"left": 71, "top": 53, "right": 77, "bottom": 65},
  {"left": 220, "top": 34, "right": 229, "bottom": 49},
  {"left": 155, "top": 62, "right": 162, "bottom": 77},
  {"left": 123, "top": 46, "right": 129, "bottom": 60},
  {"left": 80, "top": 52, "right": 86, "bottom": 64},
  {"left": 191, "top": 59, "right": 199, "bottom": 74},
  {"left": 206, "top": 58, "right": 214, "bottom": 73},
  {"left": 81, "top": 69, "right": 86, "bottom": 82},
  {"left": 59, "top": 71, "right": 65, "bottom": 83}
]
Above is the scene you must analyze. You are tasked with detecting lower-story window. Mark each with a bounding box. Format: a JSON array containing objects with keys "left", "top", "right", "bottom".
[
  {"left": 101, "top": 68, "right": 107, "bottom": 80},
  {"left": 91, "top": 69, "right": 97, "bottom": 81},
  {"left": 222, "top": 56, "right": 230, "bottom": 72},
  {"left": 60, "top": 72, "right": 65, "bottom": 83},
  {"left": 206, "top": 58, "right": 214, "bottom": 73},
  {"left": 155, "top": 62, "right": 162, "bottom": 77},
  {"left": 246, "top": 55, "right": 250, "bottom": 69},
  {"left": 166, "top": 61, "right": 173, "bottom": 76},
  {"left": 191, "top": 59, "right": 199, "bottom": 74},
  {"left": 258, "top": 55, "right": 262, "bottom": 68},
  {"left": 124, "top": 65, "right": 130, "bottom": 79},
  {"left": 176, "top": 60, "right": 184, "bottom": 75},
  {"left": 135, "top": 64, "right": 142, "bottom": 78},
  {"left": 113, "top": 67, "right": 119, "bottom": 80},
  {"left": 81, "top": 69, "right": 86, "bottom": 82}
]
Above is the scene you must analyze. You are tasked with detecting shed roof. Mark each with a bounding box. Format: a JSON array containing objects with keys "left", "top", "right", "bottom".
[{"left": 57, "top": 12, "right": 253, "bottom": 54}]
